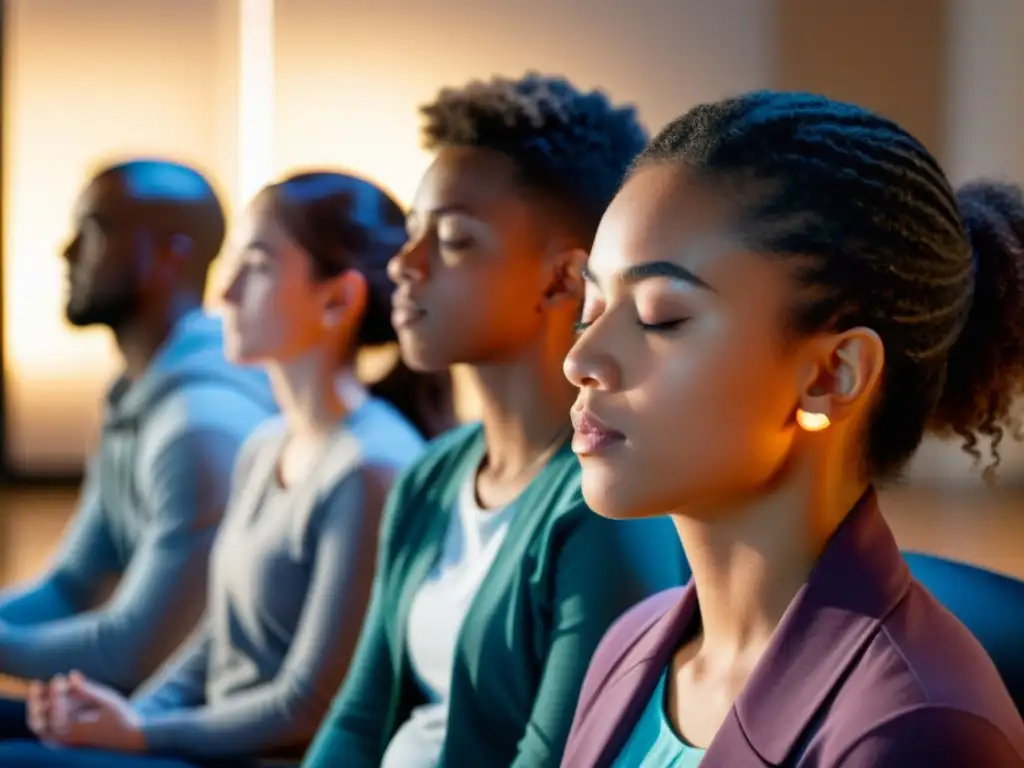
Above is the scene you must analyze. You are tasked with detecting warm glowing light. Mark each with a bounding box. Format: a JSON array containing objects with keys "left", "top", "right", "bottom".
[
  {"left": 237, "top": 0, "right": 275, "bottom": 209},
  {"left": 796, "top": 409, "right": 831, "bottom": 432},
  {"left": 2, "top": 1, "right": 240, "bottom": 470}
]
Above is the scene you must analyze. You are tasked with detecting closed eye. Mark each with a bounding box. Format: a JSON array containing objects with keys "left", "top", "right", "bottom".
[
  {"left": 640, "top": 318, "right": 689, "bottom": 334},
  {"left": 439, "top": 237, "right": 473, "bottom": 250},
  {"left": 573, "top": 318, "right": 690, "bottom": 336}
]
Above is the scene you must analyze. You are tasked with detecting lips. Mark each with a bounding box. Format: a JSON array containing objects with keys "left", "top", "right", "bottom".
[
  {"left": 392, "top": 304, "right": 427, "bottom": 330},
  {"left": 391, "top": 291, "right": 427, "bottom": 330},
  {"left": 570, "top": 406, "right": 626, "bottom": 456},
  {"left": 66, "top": 273, "right": 84, "bottom": 294}
]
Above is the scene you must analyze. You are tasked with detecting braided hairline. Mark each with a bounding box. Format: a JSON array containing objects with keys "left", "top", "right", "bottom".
[{"left": 636, "top": 92, "right": 982, "bottom": 478}]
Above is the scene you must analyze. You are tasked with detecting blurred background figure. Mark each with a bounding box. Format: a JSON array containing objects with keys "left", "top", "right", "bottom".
[
  {"left": 0, "top": 171, "right": 449, "bottom": 767},
  {"left": 0, "top": 160, "right": 277, "bottom": 738}
]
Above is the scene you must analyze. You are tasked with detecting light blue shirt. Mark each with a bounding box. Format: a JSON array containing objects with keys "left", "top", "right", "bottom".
[
  {"left": 613, "top": 668, "right": 706, "bottom": 767},
  {"left": 130, "top": 398, "right": 425, "bottom": 758},
  {"left": 0, "top": 310, "right": 276, "bottom": 690}
]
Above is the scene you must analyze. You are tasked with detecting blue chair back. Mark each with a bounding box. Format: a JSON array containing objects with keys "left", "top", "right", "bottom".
[{"left": 903, "top": 551, "right": 1024, "bottom": 715}]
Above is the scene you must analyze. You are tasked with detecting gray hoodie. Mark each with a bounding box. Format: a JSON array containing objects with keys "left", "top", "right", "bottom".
[{"left": 0, "top": 310, "right": 277, "bottom": 691}]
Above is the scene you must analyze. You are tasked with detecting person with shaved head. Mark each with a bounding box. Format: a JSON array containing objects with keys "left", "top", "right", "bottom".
[{"left": 0, "top": 159, "right": 277, "bottom": 739}]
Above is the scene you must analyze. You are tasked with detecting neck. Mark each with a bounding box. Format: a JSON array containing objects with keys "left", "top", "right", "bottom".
[
  {"left": 115, "top": 293, "right": 201, "bottom": 380},
  {"left": 673, "top": 456, "right": 868, "bottom": 661},
  {"left": 267, "top": 352, "right": 359, "bottom": 438},
  {"left": 466, "top": 329, "right": 576, "bottom": 480}
]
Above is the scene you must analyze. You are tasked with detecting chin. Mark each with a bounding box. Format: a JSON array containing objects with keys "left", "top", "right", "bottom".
[
  {"left": 579, "top": 469, "right": 638, "bottom": 520},
  {"left": 396, "top": 334, "right": 458, "bottom": 373},
  {"left": 64, "top": 296, "right": 90, "bottom": 326},
  {"left": 223, "top": 342, "right": 257, "bottom": 366},
  {"left": 580, "top": 461, "right": 684, "bottom": 521}
]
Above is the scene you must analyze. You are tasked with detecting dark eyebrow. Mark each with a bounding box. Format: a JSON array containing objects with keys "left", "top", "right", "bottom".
[
  {"left": 243, "top": 239, "right": 274, "bottom": 254},
  {"left": 82, "top": 212, "right": 115, "bottom": 230},
  {"left": 582, "top": 260, "right": 714, "bottom": 292},
  {"left": 406, "top": 204, "right": 473, "bottom": 225}
]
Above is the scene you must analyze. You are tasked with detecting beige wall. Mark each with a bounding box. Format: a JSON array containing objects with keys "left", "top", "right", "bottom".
[
  {"left": 775, "top": 0, "right": 947, "bottom": 157},
  {"left": 272, "top": 0, "right": 775, "bottom": 204},
  {"left": 2, "top": 0, "right": 240, "bottom": 472},
  {"left": 944, "top": 0, "right": 1024, "bottom": 185},
  {"left": 775, "top": 0, "right": 1024, "bottom": 485},
  {"left": 905, "top": 0, "right": 1024, "bottom": 485}
]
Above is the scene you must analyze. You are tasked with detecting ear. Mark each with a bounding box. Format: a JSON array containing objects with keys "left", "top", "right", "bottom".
[
  {"left": 797, "top": 326, "right": 885, "bottom": 427},
  {"left": 322, "top": 269, "right": 368, "bottom": 329},
  {"left": 541, "top": 245, "right": 587, "bottom": 309},
  {"left": 167, "top": 234, "right": 194, "bottom": 264},
  {"left": 147, "top": 233, "right": 194, "bottom": 282}
]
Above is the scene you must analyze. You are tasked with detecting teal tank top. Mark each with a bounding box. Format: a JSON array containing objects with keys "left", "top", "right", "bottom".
[{"left": 612, "top": 668, "right": 707, "bottom": 767}]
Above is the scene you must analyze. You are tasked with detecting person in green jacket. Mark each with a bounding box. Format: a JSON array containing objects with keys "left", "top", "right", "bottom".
[{"left": 302, "top": 72, "right": 689, "bottom": 768}]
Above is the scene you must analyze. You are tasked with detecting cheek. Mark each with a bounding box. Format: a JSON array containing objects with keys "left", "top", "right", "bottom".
[
  {"left": 231, "top": 279, "right": 303, "bottom": 351},
  {"left": 628, "top": 331, "right": 797, "bottom": 507},
  {"left": 79, "top": 233, "right": 109, "bottom": 268},
  {"left": 94, "top": 257, "right": 135, "bottom": 299},
  {"left": 435, "top": 258, "right": 540, "bottom": 336}
]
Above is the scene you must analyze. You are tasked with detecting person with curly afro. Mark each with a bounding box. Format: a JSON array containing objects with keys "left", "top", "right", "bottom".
[
  {"left": 301, "top": 73, "right": 688, "bottom": 768},
  {"left": 561, "top": 91, "right": 1024, "bottom": 766}
]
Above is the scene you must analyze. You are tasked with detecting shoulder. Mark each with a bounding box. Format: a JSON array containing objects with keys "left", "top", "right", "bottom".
[
  {"left": 814, "top": 581, "right": 1024, "bottom": 762},
  {"left": 826, "top": 705, "right": 1024, "bottom": 766},
  {"left": 135, "top": 413, "right": 265, "bottom": 471},
  {"left": 137, "top": 369, "right": 275, "bottom": 443},
  {"left": 135, "top": 383, "right": 271, "bottom": 459},
  {"left": 535, "top": 452, "right": 685, "bottom": 575},
  {"left": 883, "top": 581, "right": 1017, "bottom": 719},
  {"left": 239, "top": 415, "right": 287, "bottom": 455},
  {"left": 387, "top": 422, "right": 483, "bottom": 502},
  {"left": 574, "top": 588, "right": 687, "bottom": 713},
  {"left": 230, "top": 416, "right": 286, "bottom": 482},
  {"left": 347, "top": 398, "right": 426, "bottom": 473},
  {"left": 356, "top": 423, "right": 481, "bottom": 552},
  {"left": 594, "top": 588, "right": 686, "bottom": 664}
]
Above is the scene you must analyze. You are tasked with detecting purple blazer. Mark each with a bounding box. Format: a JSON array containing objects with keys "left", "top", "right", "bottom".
[{"left": 562, "top": 491, "right": 1024, "bottom": 767}]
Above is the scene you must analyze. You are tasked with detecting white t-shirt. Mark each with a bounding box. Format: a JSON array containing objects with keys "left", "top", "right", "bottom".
[{"left": 380, "top": 470, "right": 518, "bottom": 768}]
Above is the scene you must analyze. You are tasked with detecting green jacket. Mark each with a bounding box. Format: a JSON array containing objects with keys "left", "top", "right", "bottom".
[{"left": 303, "top": 424, "right": 687, "bottom": 767}]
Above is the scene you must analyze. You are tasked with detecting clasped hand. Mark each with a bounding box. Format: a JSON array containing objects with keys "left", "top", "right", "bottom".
[{"left": 26, "top": 670, "right": 146, "bottom": 753}]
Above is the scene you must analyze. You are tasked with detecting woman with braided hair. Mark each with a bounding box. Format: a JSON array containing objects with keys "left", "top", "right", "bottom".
[
  {"left": 303, "top": 74, "right": 686, "bottom": 768},
  {"left": 561, "top": 91, "right": 1024, "bottom": 766}
]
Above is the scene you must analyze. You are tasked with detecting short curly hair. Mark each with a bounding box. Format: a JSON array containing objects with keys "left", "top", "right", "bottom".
[{"left": 420, "top": 72, "right": 648, "bottom": 246}]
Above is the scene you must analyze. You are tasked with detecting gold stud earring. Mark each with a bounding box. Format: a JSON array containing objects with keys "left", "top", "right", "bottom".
[{"left": 796, "top": 409, "right": 831, "bottom": 432}]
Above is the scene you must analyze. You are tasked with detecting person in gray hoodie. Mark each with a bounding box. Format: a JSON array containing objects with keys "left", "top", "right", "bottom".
[{"left": 0, "top": 159, "right": 277, "bottom": 738}]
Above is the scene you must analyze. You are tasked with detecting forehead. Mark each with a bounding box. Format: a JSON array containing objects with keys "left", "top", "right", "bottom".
[
  {"left": 588, "top": 163, "right": 794, "bottom": 298},
  {"left": 74, "top": 174, "right": 129, "bottom": 221},
  {"left": 589, "top": 164, "right": 737, "bottom": 276},
  {"left": 411, "top": 146, "right": 525, "bottom": 216},
  {"left": 229, "top": 195, "right": 294, "bottom": 251}
]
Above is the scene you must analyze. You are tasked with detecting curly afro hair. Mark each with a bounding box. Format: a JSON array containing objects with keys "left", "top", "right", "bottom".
[{"left": 420, "top": 72, "right": 648, "bottom": 246}]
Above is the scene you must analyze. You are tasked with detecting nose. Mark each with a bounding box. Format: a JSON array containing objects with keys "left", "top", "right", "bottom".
[
  {"left": 62, "top": 236, "right": 79, "bottom": 264},
  {"left": 563, "top": 321, "right": 620, "bottom": 392},
  {"left": 218, "top": 262, "right": 245, "bottom": 306},
  {"left": 387, "top": 237, "right": 429, "bottom": 285}
]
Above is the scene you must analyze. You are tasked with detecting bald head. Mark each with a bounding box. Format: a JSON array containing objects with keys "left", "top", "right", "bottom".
[
  {"left": 63, "top": 159, "right": 225, "bottom": 329},
  {"left": 97, "top": 160, "right": 226, "bottom": 263}
]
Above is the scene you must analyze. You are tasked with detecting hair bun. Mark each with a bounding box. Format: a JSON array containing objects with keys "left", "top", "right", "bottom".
[{"left": 931, "top": 180, "right": 1024, "bottom": 478}]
